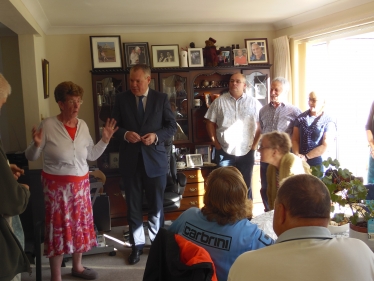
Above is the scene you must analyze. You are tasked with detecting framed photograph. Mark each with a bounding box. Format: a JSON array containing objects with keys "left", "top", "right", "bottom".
[
  {"left": 109, "top": 152, "right": 119, "bottom": 168},
  {"left": 89, "top": 35, "right": 123, "bottom": 70},
  {"left": 218, "top": 47, "right": 232, "bottom": 66},
  {"left": 195, "top": 145, "right": 211, "bottom": 163},
  {"left": 188, "top": 48, "right": 204, "bottom": 67},
  {"left": 123, "top": 42, "right": 150, "bottom": 68},
  {"left": 185, "top": 154, "right": 203, "bottom": 168},
  {"left": 233, "top": 48, "right": 248, "bottom": 66},
  {"left": 42, "top": 59, "right": 49, "bottom": 99},
  {"left": 151, "top": 45, "right": 179, "bottom": 68},
  {"left": 245, "top": 38, "right": 269, "bottom": 64}
]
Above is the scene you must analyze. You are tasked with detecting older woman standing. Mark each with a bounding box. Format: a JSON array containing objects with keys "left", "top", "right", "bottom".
[
  {"left": 25, "top": 81, "right": 117, "bottom": 281},
  {"left": 292, "top": 91, "right": 336, "bottom": 171},
  {"left": 259, "top": 131, "right": 310, "bottom": 210}
]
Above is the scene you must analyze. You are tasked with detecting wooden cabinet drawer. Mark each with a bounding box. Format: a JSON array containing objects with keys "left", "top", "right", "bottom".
[
  {"left": 183, "top": 182, "right": 205, "bottom": 197},
  {"left": 182, "top": 169, "right": 210, "bottom": 183},
  {"left": 180, "top": 195, "right": 204, "bottom": 210}
]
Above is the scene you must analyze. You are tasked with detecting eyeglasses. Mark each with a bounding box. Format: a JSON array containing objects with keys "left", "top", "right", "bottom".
[
  {"left": 229, "top": 79, "right": 244, "bottom": 84},
  {"left": 66, "top": 99, "right": 83, "bottom": 105},
  {"left": 258, "top": 146, "right": 273, "bottom": 151}
]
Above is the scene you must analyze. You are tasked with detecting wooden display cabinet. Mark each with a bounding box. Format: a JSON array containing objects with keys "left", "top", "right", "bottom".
[{"left": 90, "top": 65, "right": 272, "bottom": 227}]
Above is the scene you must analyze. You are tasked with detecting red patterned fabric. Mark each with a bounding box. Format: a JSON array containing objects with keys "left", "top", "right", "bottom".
[{"left": 41, "top": 174, "right": 97, "bottom": 257}]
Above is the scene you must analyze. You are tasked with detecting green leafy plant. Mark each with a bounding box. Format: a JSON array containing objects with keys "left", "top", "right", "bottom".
[{"left": 311, "top": 157, "right": 374, "bottom": 227}]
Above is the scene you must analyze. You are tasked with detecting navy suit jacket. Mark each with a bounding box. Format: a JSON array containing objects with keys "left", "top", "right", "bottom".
[{"left": 112, "top": 88, "right": 177, "bottom": 178}]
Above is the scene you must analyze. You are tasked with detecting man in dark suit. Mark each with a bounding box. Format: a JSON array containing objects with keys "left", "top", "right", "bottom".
[{"left": 112, "top": 64, "right": 177, "bottom": 265}]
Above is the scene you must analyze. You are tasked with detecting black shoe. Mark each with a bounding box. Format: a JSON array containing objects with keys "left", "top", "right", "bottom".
[{"left": 128, "top": 249, "right": 143, "bottom": 265}]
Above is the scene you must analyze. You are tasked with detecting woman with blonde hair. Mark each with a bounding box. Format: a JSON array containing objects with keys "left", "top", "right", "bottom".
[
  {"left": 168, "top": 166, "right": 274, "bottom": 281},
  {"left": 259, "top": 131, "right": 311, "bottom": 210}
]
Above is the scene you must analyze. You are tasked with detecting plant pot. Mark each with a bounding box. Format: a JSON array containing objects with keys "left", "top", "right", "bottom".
[{"left": 349, "top": 223, "right": 374, "bottom": 251}]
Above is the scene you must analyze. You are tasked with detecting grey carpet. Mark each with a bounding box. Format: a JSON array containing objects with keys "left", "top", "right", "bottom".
[{"left": 21, "top": 225, "right": 153, "bottom": 281}]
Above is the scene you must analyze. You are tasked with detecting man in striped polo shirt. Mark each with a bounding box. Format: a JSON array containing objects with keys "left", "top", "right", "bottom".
[{"left": 259, "top": 77, "right": 301, "bottom": 211}]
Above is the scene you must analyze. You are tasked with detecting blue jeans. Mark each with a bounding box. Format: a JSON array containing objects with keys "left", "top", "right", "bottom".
[
  {"left": 260, "top": 162, "right": 270, "bottom": 211},
  {"left": 214, "top": 149, "right": 255, "bottom": 199}
]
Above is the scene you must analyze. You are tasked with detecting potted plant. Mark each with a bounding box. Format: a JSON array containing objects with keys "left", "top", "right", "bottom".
[{"left": 312, "top": 158, "right": 374, "bottom": 248}]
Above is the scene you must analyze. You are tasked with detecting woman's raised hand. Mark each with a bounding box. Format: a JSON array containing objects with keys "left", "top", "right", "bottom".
[
  {"left": 101, "top": 118, "right": 118, "bottom": 143},
  {"left": 31, "top": 126, "right": 42, "bottom": 147}
]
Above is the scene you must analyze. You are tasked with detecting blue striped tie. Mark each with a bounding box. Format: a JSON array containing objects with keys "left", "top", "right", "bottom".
[{"left": 137, "top": 96, "right": 144, "bottom": 123}]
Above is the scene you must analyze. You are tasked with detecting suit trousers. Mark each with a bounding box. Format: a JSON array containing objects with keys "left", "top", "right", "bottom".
[{"left": 122, "top": 154, "right": 166, "bottom": 250}]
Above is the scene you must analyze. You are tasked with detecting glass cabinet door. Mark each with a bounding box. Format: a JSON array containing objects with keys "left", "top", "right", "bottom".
[
  {"left": 92, "top": 73, "right": 125, "bottom": 174},
  {"left": 242, "top": 69, "right": 270, "bottom": 106},
  {"left": 159, "top": 73, "right": 190, "bottom": 142}
]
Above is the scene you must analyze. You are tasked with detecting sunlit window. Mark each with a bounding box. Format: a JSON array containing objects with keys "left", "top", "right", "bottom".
[{"left": 306, "top": 33, "right": 374, "bottom": 181}]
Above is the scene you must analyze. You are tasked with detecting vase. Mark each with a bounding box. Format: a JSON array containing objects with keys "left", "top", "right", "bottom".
[{"left": 180, "top": 50, "right": 188, "bottom": 67}]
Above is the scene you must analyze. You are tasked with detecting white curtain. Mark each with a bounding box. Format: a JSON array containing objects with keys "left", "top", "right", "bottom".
[{"left": 273, "top": 36, "right": 292, "bottom": 97}]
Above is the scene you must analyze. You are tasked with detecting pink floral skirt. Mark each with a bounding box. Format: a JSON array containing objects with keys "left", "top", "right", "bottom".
[{"left": 42, "top": 173, "right": 97, "bottom": 257}]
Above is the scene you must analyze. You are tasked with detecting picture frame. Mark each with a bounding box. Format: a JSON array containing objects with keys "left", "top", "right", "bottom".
[
  {"left": 245, "top": 38, "right": 269, "bottom": 64},
  {"left": 218, "top": 47, "right": 232, "bottom": 66},
  {"left": 188, "top": 48, "right": 204, "bottom": 67},
  {"left": 233, "top": 48, "right": 248, "bottom": 66},
  {"left": 195, "top": 145, "right": 211, "bottom": 163},
  {"left": 123, "top": 42, "right": 150, "bottom": 68},
  {"left": 185, "top": 154, "right": 204, "bottom": 168},
  {"left": 42, "top": 59, "right": 49, "bottom": 99},
  {"left": 89, "top": 35, "right": 123, "bottom": 70},
  {"left": 151, "top": 45, "right": 180, "bottom": 68},
  {"left": 109, "top": 152, "right": 119, "bottom": 168}
]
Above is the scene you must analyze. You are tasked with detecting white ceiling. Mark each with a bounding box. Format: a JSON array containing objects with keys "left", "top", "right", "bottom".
[{"left": 12, "top": 0, "right": 374, "bottom": 35}]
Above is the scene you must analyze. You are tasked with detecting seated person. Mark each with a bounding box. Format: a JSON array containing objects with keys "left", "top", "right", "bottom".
[
  {"left": 168, "top": 166, "right": 274, "bottom": 281},
  {"left": 258, "top": 131, "right": 311, "bottom": 210},
  {"left": 228, "top": 174, "right": 374, "bottom": 280}
]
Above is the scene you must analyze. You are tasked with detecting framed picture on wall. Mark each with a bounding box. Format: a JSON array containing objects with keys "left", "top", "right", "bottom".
[
  {"left": 123, "top": 42, "right": 150, "bottom": 68},
  {"left": 89, "top": 35, "right": 123, "bottom": 70},
  {"left": 42, "top": 59, "right": 49, "bottom": 99},
  {"left": 245, "top": 38, "right": 269, "bottom": 64},
  {"left": 188, "top": 48, "right": 204, "bottom": 67},
  {"left": 151, "top": 45, "right": 180, "bottom": 68},
  {"left": 218, "top": 47, "right": 232, "bottom": 66},
  {"left": 233, "top": 48, "right": 248, "bottom": 66}
]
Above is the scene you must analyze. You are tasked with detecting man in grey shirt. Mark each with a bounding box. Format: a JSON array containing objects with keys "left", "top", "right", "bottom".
[{"left": 259, "top": 77, "right": 301, "bottom": 211}]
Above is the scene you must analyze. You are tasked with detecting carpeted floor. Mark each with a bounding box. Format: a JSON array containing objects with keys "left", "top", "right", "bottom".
[{"left": 21, "top": 225, "right": 151, "bottom": 281}]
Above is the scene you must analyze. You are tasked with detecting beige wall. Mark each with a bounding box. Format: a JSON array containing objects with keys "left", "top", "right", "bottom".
[
  {"left": 0, "top": 36, "right": 25, "bottom": 152},
  {"left": 44, "top": 30, "right": 276, "bottom": 139}
]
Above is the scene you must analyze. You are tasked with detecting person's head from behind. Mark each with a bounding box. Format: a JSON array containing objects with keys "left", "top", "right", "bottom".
[
  {"left": 54, "top": 81, "right": 84, "bottom": 113},
  {"left": 202, "top": 166, "right": 252, "bottom": 225},
  {"left": 273, "top": 174, "right": 331, "bottom": 236},
  {"left": 270, "top": 77, "right": 289, "bottom": 104},
  {"left": 259, "top": 131, "right": 291, "bottom": 166},
  {"left": 129, "top": 64, "right": 151, "bottom": 96},
  {"left": 251, "top": 43, "right": 263, "bottom": 58},
  {"left": 0, "top": 74, "right": 11, "bottom": 109}
]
